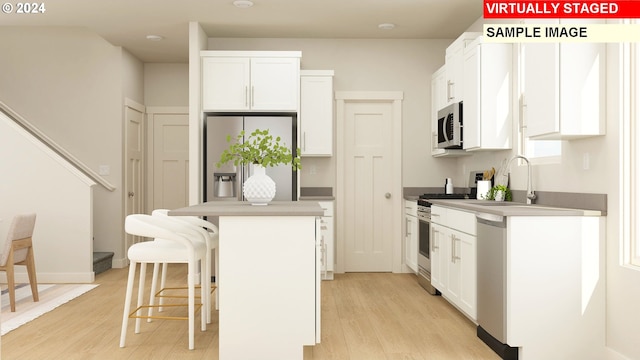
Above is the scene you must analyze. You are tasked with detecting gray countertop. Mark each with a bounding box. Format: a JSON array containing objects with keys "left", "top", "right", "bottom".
[
  {"left": 428, "top": 199, "right": 602, "bottom": 217},
  {"left": 169, "top": 201, "right": 324, "bottom": 217}
]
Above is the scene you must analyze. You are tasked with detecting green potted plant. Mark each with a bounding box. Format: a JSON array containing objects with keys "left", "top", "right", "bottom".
[
  {"left": 216, "top": 129, "right": 301, "bottom": 205},
  {"left": 487, "top": 184, "right": 512, "bottom": 202},
  {"left": 216, "top": 129, "right": 301, "bottom": 170}
]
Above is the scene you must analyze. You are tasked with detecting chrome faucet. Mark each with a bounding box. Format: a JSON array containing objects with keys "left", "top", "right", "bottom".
[{"left": 507, "top": 155, "right": 536, "bottom": 204}]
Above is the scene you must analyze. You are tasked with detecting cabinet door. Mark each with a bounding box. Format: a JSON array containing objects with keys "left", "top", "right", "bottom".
[
  {"left": 446, "top": 231, "right": 461, "bottom": 302},
  {"left": 431, "top": 66, "right": 446, "bottom": 156},
  {"left": 202, "top": 57, "right": 250, "bottom": 111},
  {"left": 319, "top": 201, "right": 334, "bottom": 278},
  {"left": 524, "top": 19, "right": 605, "bottom": 139},
  {"left": 463, "top": 40, "right": 512, "bottom": 151},
  {"left": 404, "top": 214, "right": 418, "bottom": 273},
  {"left": 250, "top": 57, "right": 299, "bottom": 111},
  {"left": 445, "top": 42, "right": 464, "bottom": 104},
  {"left": 300, "top": 74, "right": 333, "bottom": 156},
  {"left": 431, "top": 223, "right": 447, "bottom": 292},
  {"left": 458, "top": 231, "right": 477, "bottom": 320}
]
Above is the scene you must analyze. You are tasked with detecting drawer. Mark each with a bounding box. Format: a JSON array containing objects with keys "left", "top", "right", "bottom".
[{"left": 404, "top": 200, "right": 417, "bottom": 216}]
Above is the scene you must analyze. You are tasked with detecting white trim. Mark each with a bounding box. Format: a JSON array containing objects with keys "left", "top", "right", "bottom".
[
  {"left": 200, "top": 50, "right": 302, "bottom": 58},
  {"left": 0, "top": 100, "right": 113, "bottom": 191},
  {"left": 335, "top": 91, "right": 404, "bottom": 274},
  {"left": 335, "top": 91, "right": 403, "bottom": 101}
]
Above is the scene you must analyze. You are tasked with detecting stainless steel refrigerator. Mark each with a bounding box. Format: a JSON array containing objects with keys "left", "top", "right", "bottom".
[{"left": 204, "top": 115, "right": 297, "bottom": 202}]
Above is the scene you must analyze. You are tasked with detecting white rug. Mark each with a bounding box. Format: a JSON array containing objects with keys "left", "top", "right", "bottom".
[{"left": 1, "top": 283, "right": 98, "bottom": 335}]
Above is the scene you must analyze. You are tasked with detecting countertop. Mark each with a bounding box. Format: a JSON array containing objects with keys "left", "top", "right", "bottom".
[
  {"left": 169, "top": 201, "right": 324, "bottom": 217},
  {"left": 428, "top": 199, "right": 602, "bottom": 217}
]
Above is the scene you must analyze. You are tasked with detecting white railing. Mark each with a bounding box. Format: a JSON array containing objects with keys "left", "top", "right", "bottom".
[{"left": 0, "top": 100, "right": 115, "bottom": 192}]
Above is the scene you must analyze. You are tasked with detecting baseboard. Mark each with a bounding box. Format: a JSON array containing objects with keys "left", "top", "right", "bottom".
[{"left": 0, "top": 272, "right": 95, "bottom": 283}]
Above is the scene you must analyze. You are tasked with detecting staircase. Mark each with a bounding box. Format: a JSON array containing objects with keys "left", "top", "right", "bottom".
[{"left": 93, "top": 252, "right": 114, "bottom": 275}]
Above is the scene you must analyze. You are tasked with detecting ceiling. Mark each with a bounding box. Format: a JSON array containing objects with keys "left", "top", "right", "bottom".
[{"left": 1, "top": 0, "right": 483, "bottom": 63}]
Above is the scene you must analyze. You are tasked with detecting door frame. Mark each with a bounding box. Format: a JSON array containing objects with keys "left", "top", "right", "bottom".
[
  {"left": 122, "top": 98, "right": 146, "bottom": 266},
  {"left": 146, "top": 106, "right": 189, "bottom": 212},
  {"left": 335, "top": 91, "right": 404, "bottom": 273}
]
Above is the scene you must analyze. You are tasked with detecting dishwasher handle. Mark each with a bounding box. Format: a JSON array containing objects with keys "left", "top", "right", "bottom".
[{"left": 476, "top": 213, "right": 507, "bottom": 227}]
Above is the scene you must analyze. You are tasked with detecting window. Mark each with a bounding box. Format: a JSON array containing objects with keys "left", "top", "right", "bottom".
[{"left": 622, "top": 21, "right": 640, "bottom": 267}]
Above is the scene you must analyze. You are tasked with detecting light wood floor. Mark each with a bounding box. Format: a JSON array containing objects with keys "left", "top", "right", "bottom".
[{"left": 1, "top": 266, "right": 499, "bottom": 359}]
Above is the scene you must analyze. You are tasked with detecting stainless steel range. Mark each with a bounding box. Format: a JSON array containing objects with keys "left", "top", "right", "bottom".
[{"left": 416, "top": 193, "right": 467, "bottom": 294}]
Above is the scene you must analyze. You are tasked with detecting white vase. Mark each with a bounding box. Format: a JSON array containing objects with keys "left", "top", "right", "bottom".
[
  {"left": 243, "top": 164, "right": 276, "bottom": 205},
  {"left": 494, "top": 190, "right": 505, "bottom": 202}
]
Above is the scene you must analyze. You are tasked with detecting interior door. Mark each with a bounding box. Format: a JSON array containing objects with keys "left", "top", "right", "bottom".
[
  {"left": 342, "top": 101, "right": 395, "bottom": 272},
  {"left": 152, "top": 112, "right": 189, "bottom": 210},
  {"left": 125, "top": 100, "right": 145, "bottom": 248}
]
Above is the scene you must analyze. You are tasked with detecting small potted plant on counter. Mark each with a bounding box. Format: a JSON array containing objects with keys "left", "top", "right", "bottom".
[
  {"left": 216, "top": 128, "right": 301, "bottom": 205},
  {"left": 487, "top": 184, "right": 512, "bottom": 202}
]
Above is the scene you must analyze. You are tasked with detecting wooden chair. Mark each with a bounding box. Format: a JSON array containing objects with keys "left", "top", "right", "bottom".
[{"left": 0, "top": 213, "right": 39, "bottom": 312}]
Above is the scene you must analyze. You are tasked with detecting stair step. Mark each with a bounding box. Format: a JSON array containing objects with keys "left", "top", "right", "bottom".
[{"left": 93, "top": 251, "right": 114, "bottom": 275}]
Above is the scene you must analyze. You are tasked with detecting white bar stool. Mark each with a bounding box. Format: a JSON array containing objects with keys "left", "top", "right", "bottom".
[
  {"left": 149, "top": 209, "right": 219, "bottom": 324},
  {"left": 120, "top": 214, "right": 207, "bottom": 350}
]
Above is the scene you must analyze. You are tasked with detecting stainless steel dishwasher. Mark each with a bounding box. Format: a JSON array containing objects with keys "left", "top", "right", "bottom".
[{"left": 476, "top": 213, "right": 518, "bottom": 360}]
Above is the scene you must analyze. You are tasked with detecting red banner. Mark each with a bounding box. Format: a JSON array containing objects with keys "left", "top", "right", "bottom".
[{"left": 484, "top": 1, "right": 640, "bottom": 18}]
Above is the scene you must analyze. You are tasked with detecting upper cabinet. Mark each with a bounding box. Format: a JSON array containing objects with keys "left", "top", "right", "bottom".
[
  {"left": 463, "top": 37, "right": 513, "bottom": 151},
  {"left": 201, "top": 51, "right": 301, "bottom": 112},
  {"left": 445, "top": 32, "right": 481, "bottom": 105},
  {"left": 300, "top": 70, "right": 334, "bottom": 156},
  {"left": 431, "top": 66, "right": 470, "bottom": 157},
  {"left": 522, "top": 20, "right": 606, "bottom": 140}
]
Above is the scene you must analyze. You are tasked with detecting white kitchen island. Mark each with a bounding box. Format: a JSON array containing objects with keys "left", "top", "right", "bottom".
[{"left": 169, "top": 201, "right": 324, "bottom": 360}]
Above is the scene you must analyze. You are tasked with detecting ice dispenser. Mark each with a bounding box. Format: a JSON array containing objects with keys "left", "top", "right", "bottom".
[{"left": 214, "top": 172, "right": 237, "bottom": 198}]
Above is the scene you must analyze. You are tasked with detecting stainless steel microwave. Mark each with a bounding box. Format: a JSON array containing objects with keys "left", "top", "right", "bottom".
[{"left": 437, "top": 101, "right": 463, "bottom": 149}]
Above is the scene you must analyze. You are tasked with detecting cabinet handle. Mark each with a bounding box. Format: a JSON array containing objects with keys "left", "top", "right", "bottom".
[
  {"left": 451, "top": 235, "right": 461, "bottom": 263},
  {"left": 303, "top": 132, "right": 306, "bottom": 151},
  {"left": 450, "top": 234, "right": 456, "bottom": 263},
  {"left": 245, "top": 86, "right": 248, "bottom": 107},
  {"left": 432, "top": 229, "right": 439, "bottom": 251},
  {"left": 405, "top": 218, "right": 410, "bottom": 235},
  {"left": 520, "top": 93, "right": 527, "bottom": 129},
  {"left": 251, "top": 86, "right": 255, "bottom": 107},
  {"left": 447, "top": 80, "right": 454, "bottom": 101}
]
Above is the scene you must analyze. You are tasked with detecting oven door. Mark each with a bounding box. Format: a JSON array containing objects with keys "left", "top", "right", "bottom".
[
  {"left": 418, "top": 217, "right": 431, "bottom": 271},
  {"left": 417, "top": 215, "right": 437, "bottom": 294}
]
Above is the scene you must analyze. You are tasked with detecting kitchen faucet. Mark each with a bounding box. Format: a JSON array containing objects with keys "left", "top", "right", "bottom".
[{"left": 507, "top": 155, "right": 536, "bottom": 204}]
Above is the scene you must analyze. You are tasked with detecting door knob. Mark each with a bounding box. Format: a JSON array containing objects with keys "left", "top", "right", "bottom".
[
  {"left": 385, "top": 192, "right": 391, "bottom": 199},
  {"left": 128, "top": 191, "right": 135, "bottom": 198}
]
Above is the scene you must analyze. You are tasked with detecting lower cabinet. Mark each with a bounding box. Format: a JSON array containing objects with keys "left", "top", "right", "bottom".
[
  {"left": 318, "top": 201, "right": 334, "bottom": 280},
  {"left": 431, "top": 205, "right": 477, "bottom": 321},
  {"left": 404, "top": 200, "right": 418, "bottom": 273}
]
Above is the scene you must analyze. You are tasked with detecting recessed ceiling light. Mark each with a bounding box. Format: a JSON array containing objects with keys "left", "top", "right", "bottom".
[
  {"left": 233, "top": 0, "right": 254, "bottom": 8},
  {"left": 146, "top": 35, "right": 163, "bottom": 41},
  {"left": 378, "top": 23, "right": 396, "bottom": 30}
]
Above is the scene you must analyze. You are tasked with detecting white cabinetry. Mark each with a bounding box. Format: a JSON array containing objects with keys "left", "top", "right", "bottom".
[
  {"left": 318, "top": 201, "right": 334, "bottom": 280},
  {"left": 201, "top": 51, "right": 301, "bottom": 112},
  {"left": 300, "top": 71, "right": 334, "bottom": 156},
  {"left": 403, "top": 200, "right": 418, "bottom": 273},
  {"left": 430, "top": 205, "right": 477, "bottom": 320},
  {"left": 431, "top": 67, "right": 471, "bottom": 158},
  {"left": 463, "top": 37, "right": 513, "bottom": 151},
  {"left": 522, "top": 20, "right": 605, "bottom": 139},
  {"left": 444, "top": 32, "right": 481, "bottom": 105}
]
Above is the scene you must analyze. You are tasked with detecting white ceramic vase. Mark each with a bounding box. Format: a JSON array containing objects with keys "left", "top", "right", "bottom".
[
  {"left": 494, "top": 190, "right": 505, "bottom": 202},
  {"left": 243, "top": 164, "right": 276, "bottom": 205}
]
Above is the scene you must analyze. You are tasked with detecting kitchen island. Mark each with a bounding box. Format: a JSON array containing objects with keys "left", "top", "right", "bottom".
[{"left": 170, "top": 201, "right": 324, "bottom": 360}]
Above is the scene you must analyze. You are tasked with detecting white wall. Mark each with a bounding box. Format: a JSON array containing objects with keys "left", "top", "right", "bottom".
[
  {"left": 207, "top": 38, "right": 460, "bottom": 188},
  {"left": 0, "top": 113, "right": 94, "bottom": 282},
  {"left": 0, "top": 27, "right": 138, "bottom": 270},
  {"left": 144, "top": 63, "right": 189, "bottom": 106}
]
